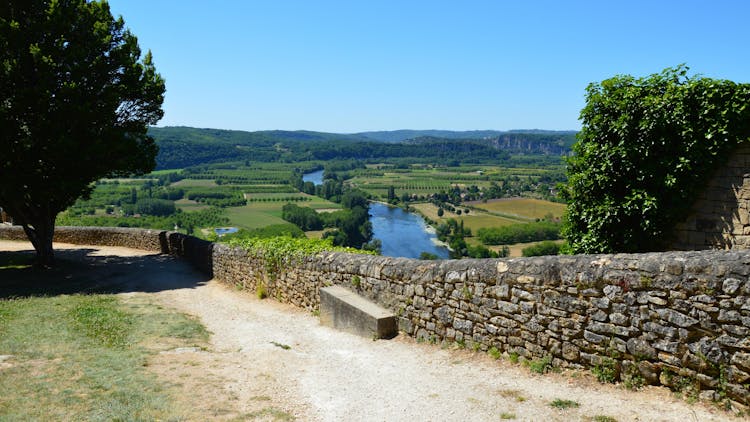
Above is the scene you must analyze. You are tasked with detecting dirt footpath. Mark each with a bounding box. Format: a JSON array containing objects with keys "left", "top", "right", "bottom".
[{"left": 1, "top": 241, "right": 741, "bottom": 421}]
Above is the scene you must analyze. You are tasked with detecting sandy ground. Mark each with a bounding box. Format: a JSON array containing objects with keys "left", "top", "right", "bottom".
[{"left": 0, "top": 240, "right": 743, "bottom": 421}]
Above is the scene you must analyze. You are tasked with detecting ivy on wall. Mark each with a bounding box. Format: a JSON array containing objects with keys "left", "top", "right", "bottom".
[
  {"left": 225, "top": 236, "right": 375, "bottom": 280},
  {"left": 561, "top": 66, "right": 750, "bottom": 253}
]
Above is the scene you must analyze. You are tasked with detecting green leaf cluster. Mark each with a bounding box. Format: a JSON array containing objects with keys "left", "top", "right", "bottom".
[
  {"left": 477, "top": 221, "right": 561, "bottom": 245},
  {"left": 225, "top": 236, "right": 375, "bottom": 279},
  {"left": 561, "top": 66, "right": 750, "bottom": 253},
  {"left": 521, "top": 240, "right": 562, "bottom": 257}
]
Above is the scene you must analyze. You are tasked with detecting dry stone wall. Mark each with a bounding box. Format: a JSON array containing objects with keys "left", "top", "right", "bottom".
[
  {"left": 2, "top": 226, "right": 749, "bottom": 404},
  {"left": 216, "top": 248, "right": 750, "bottom": 405},
  {"left": 0, "top": 226, "right": 212, "bottom": 273}
]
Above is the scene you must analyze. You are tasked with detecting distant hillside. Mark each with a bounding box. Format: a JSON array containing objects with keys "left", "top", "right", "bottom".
[
  {"left": 149, "top": 127, "right": 370, "bottom": 169},
  {"left": 356, "top": 129, "right": 577, "bottom": 143},
  {"left": 403, "top": 132, "right": 576, "bottom": 156},
  {"left": 355, "top": 130, "right": 508, "bottom": 143},
  {"left": 149, "top": 126, "right": 576, "bottom": 170},
  {"left": 487, "top": 132, "right": 576, "bottom": 155}
]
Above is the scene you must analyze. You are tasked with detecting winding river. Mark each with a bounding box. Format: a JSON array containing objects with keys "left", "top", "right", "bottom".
[
  {"left": 303, "top": 170, "right": 450, "bottom": 259},
  {"left": 368, "top": 202, "right": 450, "bottom": 259}
]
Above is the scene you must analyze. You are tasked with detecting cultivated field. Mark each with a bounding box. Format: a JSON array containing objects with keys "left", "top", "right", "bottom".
[
  {"left": 469, "top": 198, "right": 566, "bottom": 220},
  {"left": 226, "top": 194, "right": 340, "bottom": 230}
]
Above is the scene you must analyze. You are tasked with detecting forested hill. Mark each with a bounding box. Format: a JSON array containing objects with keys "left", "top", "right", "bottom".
[
  {"left": 356, "top": 129, "right": 508, "bottom": 142},
  {"left": 356, "top": 129, "right": 577, "bottom": 144},
  {"left": 149, "top": 126, "right": 577, "bottom": 170}
]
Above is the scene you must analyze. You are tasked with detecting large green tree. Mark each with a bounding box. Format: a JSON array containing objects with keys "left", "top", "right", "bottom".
[
  {"left": 0, "top": 0, "right": 165, "bottom": 266},
  {"left": 561, "top": 66, "right": 750, "bottom": 253}
]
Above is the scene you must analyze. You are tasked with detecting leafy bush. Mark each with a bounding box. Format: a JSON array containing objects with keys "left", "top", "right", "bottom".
[
  {"left": 57, "top": 206, "right": 229, "bottom": 234},
  {"left": 466, "top": 244, "right": 501, "bottom": 258},
  {"left": 134, "top": 198, "right": 175, "bottom": 216},
  {"left": 592, "top": 358, "right": 618, "bottom": 384},
  {"left": 224, "top": 236, "right": 375, "bottom": 280},
  {"left": 561, "top": 65, "right": 750, "bottom": 253},
  {"left": 477, "top": 221, "right": 561, "bottom": 245},
  {"left": 521, "top": 240, "right": 562, "bottom": 257},
  {"left": 281, "top": 203, "right": 323, "bottom": 230},
  {"left": 525, "top": 355, "right": 553, "bottom": 374}
]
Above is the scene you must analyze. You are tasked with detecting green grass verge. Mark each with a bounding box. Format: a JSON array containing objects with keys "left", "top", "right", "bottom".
[{"left": 0, "top": 294, "right": 209, "bottom": 420}]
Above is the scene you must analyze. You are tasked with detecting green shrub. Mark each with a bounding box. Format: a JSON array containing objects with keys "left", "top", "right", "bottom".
[
  {"left": 526, "top": 355, "right": 553, "bottom": 374},
  {"left": 477, "top": 221, "right": 561, "bottom": 245},
  {"left": 561, "top": 65, "right": 750, "bottom": 253},
  {"left": 225, "top": 236, "right": 375, "bottom": 281},
  {"left": 592, "top": 358, "right": 618, "bottom": 384},
  {"left": 521, "top": 240, "right": 562, "bottom": 257},
  {"left": 488, "top": 347, "right": 501, "bottom": 360}
]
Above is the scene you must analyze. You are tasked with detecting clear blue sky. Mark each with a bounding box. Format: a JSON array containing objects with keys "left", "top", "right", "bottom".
[{"left": 108, "top": 0, "right": 750, "bottom": 133}]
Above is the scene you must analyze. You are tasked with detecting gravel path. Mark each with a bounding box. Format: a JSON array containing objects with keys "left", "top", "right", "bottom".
[{"left": 1, "top": 241, "right": 740, "bottom": 421}]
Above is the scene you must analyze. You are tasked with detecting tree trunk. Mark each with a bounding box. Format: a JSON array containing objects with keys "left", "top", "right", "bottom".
[{"left": 22, "top": 216, "right": 56, "bottom": 268}]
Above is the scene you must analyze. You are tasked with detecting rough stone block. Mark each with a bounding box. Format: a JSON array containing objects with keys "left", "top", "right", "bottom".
[{"left": 319, "top": 285, "right": 397, "bottom": 339}]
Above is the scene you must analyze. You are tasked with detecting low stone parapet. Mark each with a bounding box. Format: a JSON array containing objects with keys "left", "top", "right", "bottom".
[{"left": 2, "top": 226, "right": 749, "bottom": 405}]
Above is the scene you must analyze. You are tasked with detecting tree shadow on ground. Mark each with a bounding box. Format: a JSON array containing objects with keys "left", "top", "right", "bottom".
[{"left": 0, "top": 247, "right": 211, "bottom": 298}]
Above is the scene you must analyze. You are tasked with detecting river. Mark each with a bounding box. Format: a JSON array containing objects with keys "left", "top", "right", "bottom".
[
  {"left": 302, "top": 169, "right": 324, "bottom": 186},
  {"left": 303, "top": 170, "right": 450, "bottom": 259},
  {"left": 368, "top": 202, "right": 450, "bottom": 259}
]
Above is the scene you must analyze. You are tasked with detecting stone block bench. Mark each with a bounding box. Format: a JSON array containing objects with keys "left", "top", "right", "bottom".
[{"left": 319, "top": 285, "right": 397, "bottom": 339}]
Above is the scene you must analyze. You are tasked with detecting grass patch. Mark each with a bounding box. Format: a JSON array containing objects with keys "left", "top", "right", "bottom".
[
  {"left": 525, "top": 355, "right": 553, "bottom": 374},
  {"left": 500, "top": 412, "right": 516, "bottom": 420},
  {"left": 257, "top": 282, "right": 268, "bottom": 299},
  {"left": 174, "top": 198, "right": 210, "bottom": 211},
  {"left": 487, "top": 347, "right": 501, "bottom": 360},
  {"left": 498, "top": 388, "right": 526, "bottom": 402},
  {"left": 166, "top": 315, "right": 210, "bottom": 340},
  {"left": 270, "top": 341, "right": 291, "bottom": 350},
  {"left": 0, "top": 294, "right": 209, "bottom": 420},
  {"left": 226, "top": 194, "right": 342, "bottom": 231},
  {"left": 0, "top": 251, "right": 35, "bottom": 270},
  {"left": 243, "top": 407, "right": 295, "bottom": 421},
  {"left": 459, "top": 214, "right": 520, "bottom": 233},
  {"left": 226, "top": 204, "right": 289, "bottom": 230},
  {"left": 69, "top": 296, "right": 133, "bottom": 348},
  {"left": 550, "top": 398, "right": 580, "bottom": 409},
  {"left": 170, "top": 178, "right": 218, "bottom": 187},
  {"left": 411, "top": 202, "right": 519, "bottom": 232},
  {"left": 592, "top": 416, "right": 618, "bottom": 422},
  {"left": 592, "top": 358, "right": 618, "bottom": 384}
]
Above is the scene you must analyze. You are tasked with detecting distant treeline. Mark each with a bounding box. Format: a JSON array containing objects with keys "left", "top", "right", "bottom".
[
  {"left": 150, "top": 127, "right": 576, "bottom": 170},
  {"left": 280, "top": 190, "right": 374, "bottom": 249},
  {"left": 477, "top": 221, "right": 562, "bottom": 245}
]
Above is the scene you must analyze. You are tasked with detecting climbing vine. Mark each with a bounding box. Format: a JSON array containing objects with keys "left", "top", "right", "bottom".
[
  {"left": 561, "top": 65, "right": 750, "bottom": 253},
  {"left": 225, "top": 236, "right": 375, "bottom": 279}
]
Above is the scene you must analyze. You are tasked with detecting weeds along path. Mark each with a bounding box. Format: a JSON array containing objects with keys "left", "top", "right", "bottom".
[{"left": 0, "top": 241, "right": 738, "bottom": 421}]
